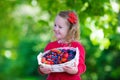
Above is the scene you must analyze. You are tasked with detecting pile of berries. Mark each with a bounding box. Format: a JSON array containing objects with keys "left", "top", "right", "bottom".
[{"left": 41, "top": 48, "right": 76, "bottom": 65}]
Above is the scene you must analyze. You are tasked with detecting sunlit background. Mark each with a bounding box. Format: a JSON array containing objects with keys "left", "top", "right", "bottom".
[{"left": 0, "top": 0, "right": 120, "bottom": 80}]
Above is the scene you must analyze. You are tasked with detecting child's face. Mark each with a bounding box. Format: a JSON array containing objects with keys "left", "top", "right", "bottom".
[{"left": 54, "top": 15, "right": 69, "bottom": 40}]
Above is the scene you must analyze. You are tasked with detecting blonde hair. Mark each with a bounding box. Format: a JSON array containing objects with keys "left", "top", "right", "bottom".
[{"left": 58, "top": 10, "right": 80, "bottom": 42}]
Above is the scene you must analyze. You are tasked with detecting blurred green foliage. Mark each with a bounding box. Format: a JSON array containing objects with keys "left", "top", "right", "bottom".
[{"left": 0, "top": 0, "right": 120, "bottom": 80}]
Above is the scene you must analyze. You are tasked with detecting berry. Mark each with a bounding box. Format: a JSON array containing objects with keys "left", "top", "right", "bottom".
[
  {"left": 63, "top": 52, "right": 69, "bottom": 58},
  {"left": 41, "top": 48, "right": 76, "bottom": 65},
  {"left": 61, "top": 58, "right": 67, "bottom": 63},
  {"left": 41, "top": 57, "right": 46, "bottom": 63}
]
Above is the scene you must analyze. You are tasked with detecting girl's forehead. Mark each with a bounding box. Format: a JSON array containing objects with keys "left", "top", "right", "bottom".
[
  {"left": 55, "top": 15, "right": 68, "bottom": 25},
  {"left": 55, "top": 15, "right": 65, "bottom": 21}
]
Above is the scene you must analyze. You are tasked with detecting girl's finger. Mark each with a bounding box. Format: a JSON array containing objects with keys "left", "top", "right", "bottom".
[
  {"left": 63, "top": 66, "right": 72, "bottom": 70},
  {"left": 64, "top": 66, "right": 69, "bottom": 68}
]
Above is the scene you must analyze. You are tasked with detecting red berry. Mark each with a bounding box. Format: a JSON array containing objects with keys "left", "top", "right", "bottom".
[
  {"left": 57, "top": 50, "right": 61, "bottom": 54},
  {"left": 61, "top": 58, "right": 67, "bottom": 63},
  {"left": 63, "top": 52, "right": 69, "bottom": 58},
  {"left": 49, "top": 61, "right": 54, "bottom": 65},
  {"left": 51, "top": 49, "right": 61, "bottom": 54},
  {"left": 41, "top": 57, "right": 46, "bottom": 63},
  {"left": 45, "top": 60, "right": 50, "bottom": 64}
]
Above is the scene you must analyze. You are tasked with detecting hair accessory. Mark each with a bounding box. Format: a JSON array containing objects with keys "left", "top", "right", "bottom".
[{"left": 68, "top": 12, "right": 77, "bottom": 24}]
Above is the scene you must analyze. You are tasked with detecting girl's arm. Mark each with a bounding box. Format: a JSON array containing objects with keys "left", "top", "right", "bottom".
[{"left": 76, "top": 43, "right": 86, "bottom": 75}]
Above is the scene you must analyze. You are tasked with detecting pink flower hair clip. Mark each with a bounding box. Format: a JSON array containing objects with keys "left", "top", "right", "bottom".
[{"left": 67, "top": 12, "right": 77, "bottom": 24}]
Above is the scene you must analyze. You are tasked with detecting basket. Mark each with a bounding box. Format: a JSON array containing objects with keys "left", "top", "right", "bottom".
[{"left": 37, "top": 47, "right": 79, "bottom": 72}]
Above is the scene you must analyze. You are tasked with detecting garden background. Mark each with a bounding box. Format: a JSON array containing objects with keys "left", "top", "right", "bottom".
[{"left": 0, "top": 0, "right": 120, "bottom": 80}]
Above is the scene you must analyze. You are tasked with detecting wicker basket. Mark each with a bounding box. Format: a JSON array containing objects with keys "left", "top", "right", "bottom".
[{"left": 37, "top": 47, "right": 79, "bottom": 72}]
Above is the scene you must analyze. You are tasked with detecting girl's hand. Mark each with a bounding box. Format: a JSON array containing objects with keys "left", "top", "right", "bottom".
[
  {"left": 63, "top": 62, "right": 78, "bottom": 74},
  {"left": 39, "top": 65, "right": 51, "bottom": 74}
]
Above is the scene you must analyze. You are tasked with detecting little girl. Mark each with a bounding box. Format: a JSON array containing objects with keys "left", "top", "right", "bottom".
[{"left": 38, "top": 10, "right": 86, "bottom": 80}]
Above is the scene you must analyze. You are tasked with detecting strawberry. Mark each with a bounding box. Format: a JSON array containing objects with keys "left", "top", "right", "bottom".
[
  {"left": 51, "top": 49, "right": 61, "bottom": 54},
  {"left": 63, "top": 52, "right": 69, "bottom": 58},
  {"left": 61, "top": 58, "right": 67, "bottom": 63},
  {"left": 46, "top": 61, "right": 50, "bottom": 64},
  {"left": 49, "top": 61, "right": 54, "bottom": 65},
  {"left": 41, "top": 57, "right": 46, "bottom": 63}
]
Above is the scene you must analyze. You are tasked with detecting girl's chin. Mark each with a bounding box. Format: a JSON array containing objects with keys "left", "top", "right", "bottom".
[
  {"left": 55, "top": 35, "right": 64, "bottom": 40},
  {"left": 56, "top": 37, "right": 61, "bottom": 40},
  {"left": 55, "top": 36, "right": 60, "bottom": 39},
  {"left": 55, "top": 37, "right": 62, "bottom": 40}
]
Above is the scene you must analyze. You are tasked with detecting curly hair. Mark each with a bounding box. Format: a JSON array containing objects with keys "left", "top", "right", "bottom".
[{"left": 58, "top": 10, "right": 80, "bottom": 42}]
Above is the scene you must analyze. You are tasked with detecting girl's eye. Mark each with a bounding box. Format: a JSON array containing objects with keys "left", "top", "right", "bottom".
[
  {"left": 59, "top": 26, "right": 62, "bottom": 29},
  {"left": 54, "top": 24, "right": 56, "bottom": 27}
]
